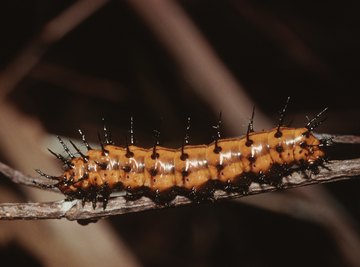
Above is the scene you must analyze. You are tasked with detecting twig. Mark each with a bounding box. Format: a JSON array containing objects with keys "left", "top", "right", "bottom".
[
  {"left": 0, "top": 161, "right": 59, "bottom": 192},
  {"left": 1, "top": 156, "right": 360, "bottom": 221},
  {"left": 315, "top": 133, "right": 360, "bottom": 144}
]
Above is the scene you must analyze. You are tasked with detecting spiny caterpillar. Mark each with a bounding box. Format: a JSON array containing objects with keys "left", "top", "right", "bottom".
[{"left": 35, "top": 98, "right": 329, "bottom": 209}]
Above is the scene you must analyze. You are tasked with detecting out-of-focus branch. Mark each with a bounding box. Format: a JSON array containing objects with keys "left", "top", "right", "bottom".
[
  {"left": 0, "top": 2, "right": 141, "bottom": 266},
  {"left": 129, "top": 0, "right": 272, "bottom": 134},
  {"left": 29, "top": 62, "right": 125, "bottom": 103},
  {"left": 1, "top": 158, "right": 360, "bottom": 221},
  {"left": 126, "top": 2, "right": 360, "bottom": 266},
  {"left": 229, "top": 0, "right": 327, "bottom": 72},
  {"left": 0, "top": 0, "right": 110, "bottom": 100}
]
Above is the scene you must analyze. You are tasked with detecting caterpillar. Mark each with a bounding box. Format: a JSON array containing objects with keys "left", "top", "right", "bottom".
[{"left": 35, "top": 98, "right": 329, "bottom": 209}]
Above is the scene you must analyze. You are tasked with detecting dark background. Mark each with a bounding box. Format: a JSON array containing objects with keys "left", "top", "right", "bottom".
[{"left": 0, "top": 1, "right": 360, "bottom": 266}]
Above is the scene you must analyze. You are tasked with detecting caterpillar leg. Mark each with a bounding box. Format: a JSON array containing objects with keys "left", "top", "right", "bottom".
[{"left": 98, "top": 184, "right": 111, "bottom": 210}]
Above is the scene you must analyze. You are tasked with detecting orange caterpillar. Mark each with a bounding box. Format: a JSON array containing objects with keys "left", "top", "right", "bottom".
[{"left": 35, "top": 98, "right": 328, "bottom": 209}]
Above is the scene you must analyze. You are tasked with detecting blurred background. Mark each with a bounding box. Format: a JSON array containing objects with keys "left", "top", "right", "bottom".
[{"left": 1, "top": 0, "right": 360, "bottom": 266}]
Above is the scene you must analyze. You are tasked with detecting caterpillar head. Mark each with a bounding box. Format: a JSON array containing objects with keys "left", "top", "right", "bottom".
[{"left": 293, "top": 128, "right": 326, "bottom": 164}]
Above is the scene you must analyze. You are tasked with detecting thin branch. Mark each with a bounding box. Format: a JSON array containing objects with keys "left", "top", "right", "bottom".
[
  {"left": 0, "top": 161, "right": 59, "bottom": 192},
  {"left": 315, "top": 133, "right": 360, "bottom": 144},
  {"left": 1, "top": 156, "right": 360, "bottom": 221}
]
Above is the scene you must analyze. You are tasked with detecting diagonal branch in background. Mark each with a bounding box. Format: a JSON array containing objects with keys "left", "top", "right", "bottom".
[
  {"left": 0, "top": 0, "right": 110, "bottom": 100},
  {"left": 1, "top": 156, "right": 360, "bottom": 221},
  {"left": 229, "top": 0, "right": 327, "bottom": 73},
  {"left": 129, "top": 0, "right": 272, "bottom": 133}
]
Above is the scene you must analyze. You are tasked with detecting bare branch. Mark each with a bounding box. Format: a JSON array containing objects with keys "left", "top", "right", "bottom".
[
  {"left": 0, "top": 161, "right": 59, "bottom": 192},
  {"left": 1, "top": 157, "right": 360, "bottom": 221},
  {"left": 315, "top": 133, "right": 360, "bottom": 144}
]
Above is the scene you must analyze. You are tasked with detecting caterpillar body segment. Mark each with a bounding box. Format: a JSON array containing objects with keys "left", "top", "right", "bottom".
[{"left": 45, "top": 127, "right": 325, "bottom": 208}]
